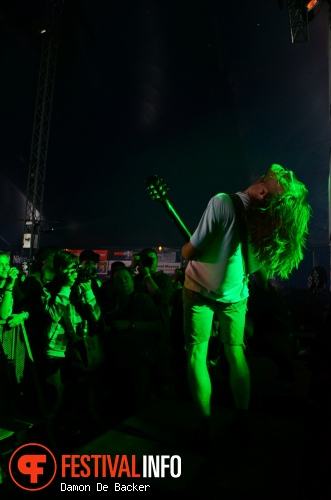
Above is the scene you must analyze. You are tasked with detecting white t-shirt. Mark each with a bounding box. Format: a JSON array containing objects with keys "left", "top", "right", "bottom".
[{"left": 184, "top": 192, "right": 258, "bottom": 303}]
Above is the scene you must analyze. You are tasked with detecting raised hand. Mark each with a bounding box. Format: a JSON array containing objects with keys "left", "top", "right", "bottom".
[
  {"left": 78, "top": 280, "right": 92, "bottom": 295},
  {"left": 131, "top": 252, "right": 140, "bottom": 270},
  {"left": 6, "top": 267, "right": 20, "bottom": 289},
  {"left": 62, "top": 267, "right": 78, "bottom": 288}
]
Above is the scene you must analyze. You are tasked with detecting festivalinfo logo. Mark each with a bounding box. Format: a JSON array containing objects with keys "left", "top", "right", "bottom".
[
  {"left": 9, "top": 443, "right": 57, "bottom": 491},
  {"left": 9, "top": 443, "right": 181, "bottom": 492}
]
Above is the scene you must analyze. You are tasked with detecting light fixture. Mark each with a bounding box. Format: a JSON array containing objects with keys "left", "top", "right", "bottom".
[{"left": 306, "top": 0, "right": 319, "bottom": 11}]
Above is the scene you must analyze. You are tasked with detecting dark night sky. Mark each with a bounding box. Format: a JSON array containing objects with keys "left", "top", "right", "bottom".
[{"left": 1, "top": 0, "right": 330, "bottom": 286}]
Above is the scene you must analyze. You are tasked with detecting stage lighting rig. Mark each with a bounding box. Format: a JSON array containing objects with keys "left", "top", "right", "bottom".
[{"left": 286, "top": 0, "right": 320, "bottom": 43}]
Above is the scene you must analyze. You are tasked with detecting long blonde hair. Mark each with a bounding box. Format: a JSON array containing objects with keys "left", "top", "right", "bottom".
[{"left": 246, "top": 164, "right": 311, "bottom": 279}]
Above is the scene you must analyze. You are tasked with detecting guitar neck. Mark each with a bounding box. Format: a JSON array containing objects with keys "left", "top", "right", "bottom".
[{"left": 161, "top": 198, "right": 192, "bottom": 241}]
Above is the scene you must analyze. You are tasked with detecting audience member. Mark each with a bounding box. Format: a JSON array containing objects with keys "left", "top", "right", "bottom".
[
  {"left": 132, "top": 248, "right": 174, "bottom": 395},
  {"left": 19, "top": 246, "right": 59, "bottom": 414},
  {"left": 22, "top": 249, "right": 102, "bottom": 442},
  {"left": 99, "top": 261, "right": 126, "bottom": 312},
  {"left": 0, "top": 251, "right": 27, "bottom": 418},
  {"left": 21, "top": 245, "right": 58, "bottom": 350},
  {"left": 53, "top": 250, "right": 103, "bottom": 437},
  {"left": 101, "top": 267, "right": 162, "bottom": 414},
  {"left": 173, "top": 267, "right": 185, "bottom": 292},
  {"left": 79, "top": 249, "right": 102, "bottom": 288}
]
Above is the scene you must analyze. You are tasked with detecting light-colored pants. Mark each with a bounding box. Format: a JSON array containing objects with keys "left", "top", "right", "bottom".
[{"left": 183, "top": 287, "right": 247, "bottom": 347}]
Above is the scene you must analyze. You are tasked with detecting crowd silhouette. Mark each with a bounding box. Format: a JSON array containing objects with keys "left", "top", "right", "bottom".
[
  {"left": 0, "top": 247, "right": 188, "bottom": 450},
  {"left": 0, "top": 244, "right": 326, "bottom": 454}
]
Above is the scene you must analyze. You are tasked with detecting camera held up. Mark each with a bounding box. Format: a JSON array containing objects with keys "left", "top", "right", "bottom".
[
  {"left": 74, "top": 264, "right": 97, "bottom": 284},
  {"left": 137, "top": 252, "right": 154, "bottom": 268}
]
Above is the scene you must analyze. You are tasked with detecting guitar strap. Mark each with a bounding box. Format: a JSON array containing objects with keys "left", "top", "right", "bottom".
[{"left": 229, "top": 194, "right": 248, "bottom": 277}]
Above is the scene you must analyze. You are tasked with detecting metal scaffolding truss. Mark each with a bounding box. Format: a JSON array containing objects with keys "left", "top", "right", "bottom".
[
  {"left": 22, "top": 3, "right": 62, "bottom": 267},
  {"left": 287, "top": 0, "right": 309, "bottom": 43},
  {"left": 329, "top": 6, "right": 331, "bottom": 123}
]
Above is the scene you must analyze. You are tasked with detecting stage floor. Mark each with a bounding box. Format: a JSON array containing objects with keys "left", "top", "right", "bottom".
[{"left": 1, "top": 341, "right": 330, "bottom": 498}]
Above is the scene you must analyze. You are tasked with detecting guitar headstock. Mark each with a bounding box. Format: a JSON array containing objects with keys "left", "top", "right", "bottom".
[{"left": 145, "top": 175, "right": 169, "bottom": 202}]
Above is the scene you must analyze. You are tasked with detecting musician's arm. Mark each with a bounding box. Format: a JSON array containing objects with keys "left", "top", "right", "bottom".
[{"left": 182, "top": 241, "right": 197, "bottom": 260}]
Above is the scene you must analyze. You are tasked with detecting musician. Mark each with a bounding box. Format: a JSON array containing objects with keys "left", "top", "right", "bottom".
[{"left": 181, "top": 164, "right": 311, "bottom": 447}]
